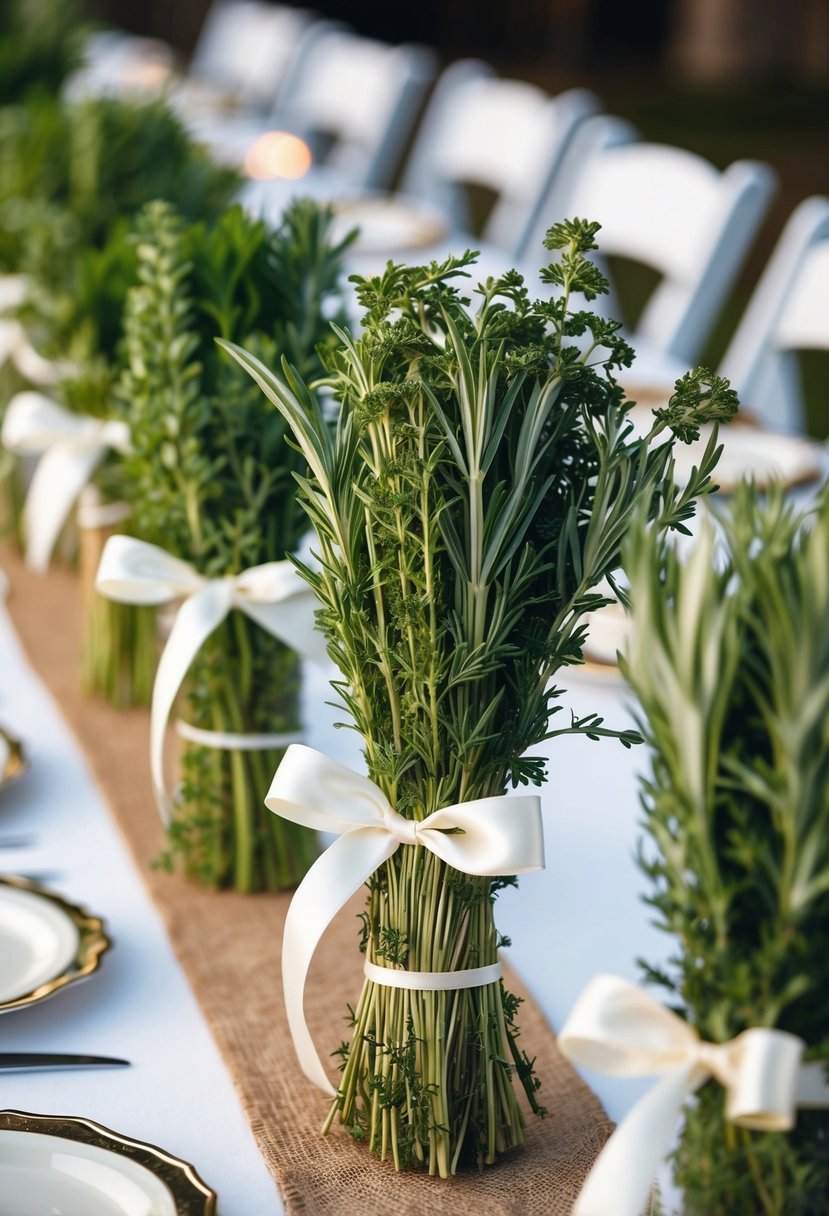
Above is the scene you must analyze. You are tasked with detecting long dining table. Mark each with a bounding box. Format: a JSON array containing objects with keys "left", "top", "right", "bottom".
[
  {"left": 0, "top": 576, "right": 665, "bottom": 1211},
  {"left": 4, "top": 424, "right": 826, "bottom": 1211}
]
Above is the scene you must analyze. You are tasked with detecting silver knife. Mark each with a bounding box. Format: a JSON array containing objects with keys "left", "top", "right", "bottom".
[{"left": 0, "top": 1053, "right": 130, "bottom": 1072}]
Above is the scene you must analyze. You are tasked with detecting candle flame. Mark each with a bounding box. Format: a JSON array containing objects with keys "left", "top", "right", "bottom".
[{"left": 243, "top": 132, "right": 313, "bottom": 181}]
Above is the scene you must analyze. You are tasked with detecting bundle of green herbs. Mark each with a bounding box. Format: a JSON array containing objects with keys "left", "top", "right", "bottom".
[
  {"left": 117, "top": 197, "right": 353, "bottom": 891},
  {"left": 222, "top": 219, "right": 738, "bottom": 1173},
  {"left": 0, "top": 94, "right": 240, "bottom": 358},
  {"left": 0, "top": 0, "right": 87, "bottom": 106},
  {"left": 622, "top": 481, "right": 829, "bottom": 1215},
  {"left": 0, "top": 93, "right": 240, "bottom": 704}
]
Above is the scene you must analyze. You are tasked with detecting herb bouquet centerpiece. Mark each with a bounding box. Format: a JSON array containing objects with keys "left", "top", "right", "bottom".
[
  {"left": 616, "top": 483, "right": 829, "bottom": 1216},
  {"left": 223, "top": 220, "right": 738, "bottom": 1173},
  {"left": 102, "top": 197, "right": 353, "bottom": 892},
  {"left": 0, "top": 92, "right": 240, "bottom": 706}
]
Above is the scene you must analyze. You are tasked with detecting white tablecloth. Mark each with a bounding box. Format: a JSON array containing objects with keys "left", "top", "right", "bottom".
[
  {"left": 0, "top": 604, "right": 283, "bottom": 1214},
  {"left": 0, "top": 594, "right": 666, "bottom": 1211}
]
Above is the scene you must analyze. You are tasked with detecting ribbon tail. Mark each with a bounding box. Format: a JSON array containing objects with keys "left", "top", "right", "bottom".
[
  {"left": 0, "top": 319, "right": 23, "bottom": 368},
  {"left": 13, "top": 338, "right": 67, "bottom": 386},
  {"left": 282, "top": 828, "right": 398, "bottom": 1095},
  {"left": 23, "top": 442, "right": 107, "bottom": 572},
  {"left": 150, "top": 583, "right": 235, "bottom": 823},
  {"left": 574, "top": 1062, "right": 699, "bottom": 1216}
]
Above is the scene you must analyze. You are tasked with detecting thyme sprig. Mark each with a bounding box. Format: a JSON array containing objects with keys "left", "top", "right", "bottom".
[
  {"left": 222, "top": 219, "right": 736, "bottom": 1171},
  {"left": 623, "top": 482, "right": 829, "bottom": 1214}
]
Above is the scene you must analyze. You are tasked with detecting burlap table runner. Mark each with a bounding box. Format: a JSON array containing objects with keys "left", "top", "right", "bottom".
[{"left": 2, "top": 544, "right": 613, "bottom": 1215}]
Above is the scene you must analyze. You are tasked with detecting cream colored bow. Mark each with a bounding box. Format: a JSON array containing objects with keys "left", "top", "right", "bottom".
[
  {"left": 0, "top": 321, "right": 76, "bottom": 386},
  {"left": 96, "top": 536, "right": 328, "bottom": 821},
  {"left": 0, "top": 275, "right": 30, "bottom": 314},
  {"left": 559, "top": 975, "right": 828, "bottom": 1216},
  {"left": 1, "top": 393, "right": 131, "bottom": 572},
  {"left": 265, "top": 744, "right": 546, "bottom": 1095}
]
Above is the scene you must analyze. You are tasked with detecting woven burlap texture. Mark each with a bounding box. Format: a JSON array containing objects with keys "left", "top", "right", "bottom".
[{"left": 3, "top": 544, "right": 613, "bottom": 1214}]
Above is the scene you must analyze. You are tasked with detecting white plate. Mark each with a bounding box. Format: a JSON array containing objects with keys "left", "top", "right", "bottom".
[
  {"left": 0, "top": 1129, "right": 175, "bottom": 1216},
  {"left": 582, "top": 601, "right": 630, "bottom": 670},
  {"left": 331, "top": 193, "right": 448, "bottom": 254},
  {"left": 0, "top": 884, "right": 80, "bottom": 1004},
  {"left": 0, "top": 1113, "right": 215, "bottom": 1215},
  {"left": 625, "top": 405, "right": 823, "bottom": 492},
  {"left": 676, "top": 424, "right": 822, "bottom": 491}
]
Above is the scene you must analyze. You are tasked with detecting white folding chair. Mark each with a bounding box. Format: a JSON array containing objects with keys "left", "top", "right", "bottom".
[
  {"left": 397, "top": 60, "right": 598, "bottom": 257},
  {"left": 189, "top": 0, "right": 314, "bottom": 113},
  {"left": 523, "top": 115, "right": 776, "bottom": 367},
  {"left": 63, "top": 31, "right": 176, "bottom": 101},
  {"left": 269, "top": 28, "right": 436, "bottom": 190},
  {"left": 718, "top": 196, "right": 829, "bottom": 432}
]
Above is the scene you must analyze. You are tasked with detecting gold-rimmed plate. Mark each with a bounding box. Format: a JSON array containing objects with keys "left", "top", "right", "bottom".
[
  {"left": 0, "top": 1110, "right": 216, "bottom": 1215},
  {"left": 0, "top": 726, "right": 28, "bottom": 792},
  {"left": 0, "top": 876, "right": 109, "bottom": 1014}
]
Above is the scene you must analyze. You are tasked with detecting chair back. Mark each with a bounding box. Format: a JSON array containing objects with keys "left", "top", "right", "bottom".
[
  {"left": 399, "top": 60, "right": 597, "bottom": 256},
  {"left": 526, "top": 115, "right": 776, "bottom": 365},
  {"left": 191, "top": 0, "right": 313, "bottom": 111},
  {"left": 719, "top": 196, "right": 829, "bottom": 430},
  {"left": 272, "top": 30, "right": 436, "bottom": 190}
]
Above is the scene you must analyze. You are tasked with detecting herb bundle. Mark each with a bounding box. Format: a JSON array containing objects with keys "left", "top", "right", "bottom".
[
  {"left": 622, "top": 483, "right": 829, "bottom": 1215},
  {"left": 223, "top": 220, "right": 737, "bottom": 1173},
  {"left": 0, "top": 0, "right": 86, "bottom": 106},
  {"left": 0, "top": 92, "right": 240, "bottom": 703},
  {"left": 117, "top": 198, "right": 352, "bottom": 891}
]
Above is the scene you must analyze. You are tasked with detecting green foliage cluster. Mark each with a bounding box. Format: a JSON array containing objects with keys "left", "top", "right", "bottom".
[
  {"left": 119, "top": 196, "right": 352, "bottom": 889},
  {"left": 120, "top": 198, "right": 352, "bottom": 573},
  {"left": 225, "top": 218, "right": 737, "bottom": 810},
  {"left": 223, "top": 218, "right": 738, "bottom": 1171},
  {"left": 0, "top": 94, "right": 241, "bottom": 371},
  {"left": 0, "top": 0, "right": 86, "bottom": 105},
  {"left": 623, "top": 482, "right": 829, "bottom": 1214}
]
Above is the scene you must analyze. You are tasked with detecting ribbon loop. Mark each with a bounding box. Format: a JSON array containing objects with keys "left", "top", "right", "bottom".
[
  {"left": 265, "top": 745, "right": 545, "bottom": 1095},
  {"left": 558, "top": 975, "right": 824, "bottom": 1216},
  {"left": 1, "top": 392, "right": 132, "bottom": 571},
  {"left": 95, "top": 537, "right": 327, "bottom": 822}
]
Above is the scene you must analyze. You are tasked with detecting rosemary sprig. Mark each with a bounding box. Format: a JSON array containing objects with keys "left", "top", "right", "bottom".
[
  {"left": 222, "top": 218, "right": 736, "bottom": 1171},
  {"left": 623, "top": 481, "right": 829, "bottom": 1215}
]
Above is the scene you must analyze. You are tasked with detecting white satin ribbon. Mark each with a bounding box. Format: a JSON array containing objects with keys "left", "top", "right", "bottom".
[
  {"left": 265, "top": 744, "right": 545, "bottom": 1096},
  {"left": 0, "top": 320, "right": 76, "bottom": 386},
  {"left": 76, "top": 486, "right": 132, "bottom": 531},
  {"left": 96, "top": 536, "right": 328, "bottom": 821},
  {"left": 1, "top": 392, "right": 131, "bottom": 571},
  {"left": 363, "top": 959, "right": 503, "bottom": 991},
  {"left": 175, "top": 719, "right": 305, "bottom": 752},
  {"left": 559, "top": 975, "right": 829, "bottom": 1216},
  {"left": 0, "top": 275, "right": 30, "bottom": 313}
]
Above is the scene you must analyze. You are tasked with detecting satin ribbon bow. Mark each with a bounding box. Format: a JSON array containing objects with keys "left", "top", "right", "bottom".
[
  {"left": 265, "top": 744, "right": 546, "bottom": 1095},
  {"left": 1, "top": 393, "right": 131, "bottom": 572},
  {"left": 96, "top": 536, "right": 328, "bottom": 821},
  {"left": 0, "top": 321, "right": 76, "bottom": 386},
  {"left": 559, "top": 974, "right": 825, "bottom": 1216},
  {"left": 0, "top": 275, "right": 30, "bottom": 314}
]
